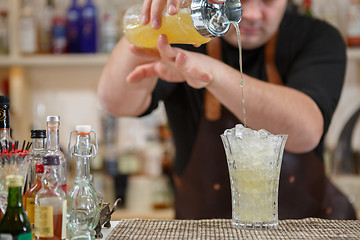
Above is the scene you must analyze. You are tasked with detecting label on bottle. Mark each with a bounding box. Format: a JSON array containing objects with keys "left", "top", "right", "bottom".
[
  {"left": 25, "top": 198, "right": 35, "bottom": 223},
  {"left": 34, "top": 205, "right": 54, "bottom": 237},
  {"left": 0, "top": 105, "right": 10, "bottom": 129},
  {"left": 0, "top": 232, "right": 31, "bottom": 240}
]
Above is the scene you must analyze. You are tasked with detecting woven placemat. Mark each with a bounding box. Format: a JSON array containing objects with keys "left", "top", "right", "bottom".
[{"left": 106, "top": 218, "right": 360, "bottom": 239}]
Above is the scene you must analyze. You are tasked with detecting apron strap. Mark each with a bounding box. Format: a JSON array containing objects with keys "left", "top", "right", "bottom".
[
  {"left": 204, "top": 32, "right": 280, "bottom": 121},
  {"left": 205, "top": 38, "right": 222, "bottom": 121}
]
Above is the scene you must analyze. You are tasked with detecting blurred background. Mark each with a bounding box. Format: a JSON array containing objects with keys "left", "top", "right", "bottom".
[{"left": 0, "top": 0, "right": 359, "bottom": 220}]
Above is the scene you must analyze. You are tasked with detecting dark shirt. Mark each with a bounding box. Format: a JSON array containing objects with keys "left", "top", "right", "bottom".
[{"left": 142, "top": 11, "right": 346, "bottom": 176}]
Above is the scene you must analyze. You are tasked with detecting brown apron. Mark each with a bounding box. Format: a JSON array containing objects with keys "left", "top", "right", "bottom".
[{"left": 174, "top": 35, "right": 357, "bottom": 220}]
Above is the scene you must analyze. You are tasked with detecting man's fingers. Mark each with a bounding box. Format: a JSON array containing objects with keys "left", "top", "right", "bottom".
[
  {"left": 157, "top": 35, "right": 177, "bottom": 61},
  {"left": 150, "top": 0, "right": 166, "bottom": 29},
  {"left": 127, "top": 63, "right": 158, "bottom": 83},
  {"left": 141, "top": 0, "right": 152, "bottom": 25},
  {"left": 129, "top": 44, "right": 160, "bottom": 59},
  {"left": 167, "top": 0, "right": 179, "bottom": 15}
]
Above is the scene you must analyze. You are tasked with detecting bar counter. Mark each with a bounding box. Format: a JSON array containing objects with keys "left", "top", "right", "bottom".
[{"left": 104, "top": 218, "right": 360, "bottom": 239}]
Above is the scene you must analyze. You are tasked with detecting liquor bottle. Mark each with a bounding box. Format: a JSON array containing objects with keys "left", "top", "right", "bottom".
[
  {"left": 26, "top": 129, "right": 46, "bottom": 193},
  {"left": 44, "top": 116, "right": 67, "bottom": 193},
  {"left": 81, "top": 0, "right": 98, "bottom": 53},
  {"left": 40, "top": 0, "right": 55, "bottom": 53},
  {"left": 123, "top": 0, "right": 243, "bottom": 48},
  {"left": 101, "top": 0, "right": 119, "bottom": 53},
  {"left": 19, "top": 0, "right": 39, "bottom": 54},
  {"left": 51, "top": 1, "right": 67, "bottom": 54},
  {"left": 0, "top": 175, "right": 32, "bottom": 239},
  {"left": 34, "top": 155, "right": 67, "bottom": 240},
  {"left": 347, "top": 0, "right": 360, "bottom": 46},
  {"left": 0, "top": 95, "right": 13, "bottom": 149},
  {"left": 24, "top": 163, "right": 44, "bottom": 239},
  {"left": 66, "top": 0, "right": 82, "bottom": 53},
  {"left": 67, "top": 125, "right": 100, "bottom": 240}
]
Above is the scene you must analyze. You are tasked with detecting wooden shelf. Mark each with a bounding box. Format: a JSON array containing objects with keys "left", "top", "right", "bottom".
[{"left": 0, "top": 54, "right": 109, "bottom": 67}]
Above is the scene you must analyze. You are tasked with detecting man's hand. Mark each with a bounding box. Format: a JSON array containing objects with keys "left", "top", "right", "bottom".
[
  {"left": 141, "top": 0, "right": 180, "bottom": 29},
  {"left": 127, "top": 35, "right": 214, "bottom": 89}
]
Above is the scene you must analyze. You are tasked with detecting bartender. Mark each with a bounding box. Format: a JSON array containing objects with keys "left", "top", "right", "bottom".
[{"left": 98, "top": 0, "right": 356, "bottom": 219}]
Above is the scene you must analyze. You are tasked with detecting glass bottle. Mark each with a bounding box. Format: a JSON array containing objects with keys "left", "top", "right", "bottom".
[
  {"left": 26, "top": 129, "right": 46, "bottom": 193},
  {"left": 44, "top": 116, "right": 67, "bottom": 193},
  {"left": 34, "top": 155, "right": 67, "bottom": 240},
  {"left": 67, "top": 125, "right": 100, "bottom": 240},
  {"left": 51, "top": 0, "right": 67, "bottom": 54},
  {"left": 101, "top": 0, "right": 119, "bottom": 53},
  {"left": 40, "top": 0, "right": 55, "bottom": 53},
  {"left": 67, "top": 0, "right": 82, "bottom": 53},
  {"left": 19, "top": 0, "right": 39, "bottom": 54},
  {"left": 123, "top": 0, "right": 242, "bottom": 48},
  {"left": 24, "top": 163, "right": 44, "bottom": 239},
  {"left": 0, "top": 95, "right": 13, "bottom": 149},
  {"left": 0, "top": 175, "right": 32, "bottom": 239},
  {"left": 81, "top": 0, "right": 98, "bottom": 53}
]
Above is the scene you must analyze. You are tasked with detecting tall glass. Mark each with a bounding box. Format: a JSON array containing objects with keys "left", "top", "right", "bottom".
[{"left": 221, "top": 124, "right": 287, "bottom": 229}]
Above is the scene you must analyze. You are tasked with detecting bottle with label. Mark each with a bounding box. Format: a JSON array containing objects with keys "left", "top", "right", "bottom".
[
  {"left": 19, "top": 0, "right": 39, "bottom": 54},
  {"left": 23, "top": 163, "right": 44, "bottom": 239},
  {"left": 101, "top": 0, "right": 119, "bottom": 53},
  {"left": 26, "top": 129, "right": 46, "bottom": 193},
  {"left": 51, "top": 0, "right": 67, "bottom": 54},
  {"left": 0, "top": 96, "right": 13, "bottom": 218},
  {"left": 0, "top": 95, "right": 13, "bottom": 148},
  {"left": 0, "top": 175, "right": 32, "bottom": 239},
  {"left": 347, "top": 0, "right": 360, "bottom": 46},
  {"left": 67, "top": 0, "right": 82, "bottom": 53},
  {"left": 40, "top": 0, "right": 55, "bottom": 53},
  {"left": 67, "top": 125, "right": 100, "bottom": 240},
  {"left": 123, "top": 0, "right": 242, "bottom": 48},
  {"left": 44, "top": 116, "right": 67, "bottom": 193},
  {"left": 81, "top": 0, "right": 98, "bottom": 53},
  {"left": 34, "top": 155, "right": 67, "bottom": 240}
]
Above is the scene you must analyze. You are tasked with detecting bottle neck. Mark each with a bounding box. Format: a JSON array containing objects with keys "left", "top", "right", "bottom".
[
  {"left": 32, "top": 138, "right": 46, "bottom": 151},
  {"left": 46, "top": 122, "right": 60, "bottom": 151},
  {"left": 7, "top": 186, "right": 23, "bottom": 208},
  {"left": 74, "top": 134, "right": 91, "bottom": 180},
  {"left": 0, "top": 105, "right": 12, "bottom": 143}
]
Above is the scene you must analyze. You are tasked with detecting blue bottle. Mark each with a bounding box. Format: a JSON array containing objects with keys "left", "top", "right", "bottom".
[
  {"left": 66, "top": 0, "right": 82, "bottom": 53},
  {"left": 81, "top": 0, "right": 98, "bottom": 53}
]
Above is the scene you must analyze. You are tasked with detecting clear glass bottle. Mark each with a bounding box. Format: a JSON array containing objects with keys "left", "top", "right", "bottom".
[
  {"left": 123, "top": 0, "right": 242, "bottom": 48},
  {"left": 44, "top": 116, "right": 67, "bottom": 193},
  {"left": 34, "top": 155, "right": 67, "bottom": 240},
  {"left": 67, "top": 125, "right": 100, "bottom": 240},
  {"left": 101, "top": 0, "right": 119, "bottom": 53},
  {"left": 40, "top": 0, "right": 55, "bottom": 53},
  {"left": 24, "top": 163, "right": 44, "bottom": 239},
  {"left": 19, "top": 0, "right": 39, "bottom": 54},
  {"left": 0, "top": 175, "right": 32, "bottom": 239},
  {"left": 26, "top": 129, "right": 46, "bottom": 193}
]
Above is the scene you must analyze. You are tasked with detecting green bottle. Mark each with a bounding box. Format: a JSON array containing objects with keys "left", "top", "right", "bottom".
[{"left": 0, "top": 175, "right": 32, "bottom": 239}]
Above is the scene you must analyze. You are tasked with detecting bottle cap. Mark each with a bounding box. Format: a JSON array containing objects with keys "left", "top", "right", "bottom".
[
  {"left": 6, "top": 175, "right": 23, "bottom": 187},
  {"left": 31, "top": 130, "right": 46, "bottom": 139},
  {"left": 76, "top": 125, "right": 91, "bottom": 133},
  {"left": 191, "top": 0, "right": 242, "bottom": 37},
  {"left": 47, "top": 116, "right": 60, "bottom": 123},
  {"left": 36, "top": 163, "right": 45, "bottom": 173},
  {"left": 43, "top": 155, "right": 60, "bottom": 165},
  {"left": 0, "top": 95, "right": 9, "bottom": 106}
]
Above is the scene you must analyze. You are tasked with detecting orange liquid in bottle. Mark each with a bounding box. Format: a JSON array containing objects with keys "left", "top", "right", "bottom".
[{"left": 124, "top": 9, "right": 211, "bottom": 48}]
